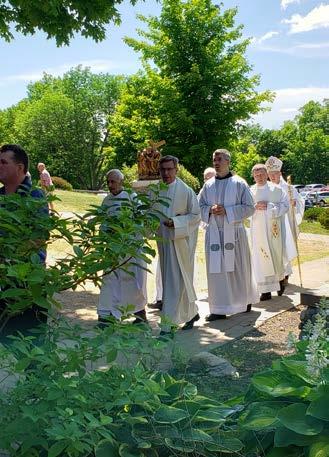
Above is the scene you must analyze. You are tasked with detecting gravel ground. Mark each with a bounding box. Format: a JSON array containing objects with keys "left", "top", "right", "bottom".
[{"left": 174, "top": 305, "right": 304, "bottom": 402}]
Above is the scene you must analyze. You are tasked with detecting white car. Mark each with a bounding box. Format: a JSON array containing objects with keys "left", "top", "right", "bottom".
[{"left": 304, "top": 183, "right": 325, "bottom": 191}]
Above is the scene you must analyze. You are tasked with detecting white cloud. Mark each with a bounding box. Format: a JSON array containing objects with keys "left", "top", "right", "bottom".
[
  {"left": 253, "top": 87, "right": 329, "bottom": 128},
  {"left": 283, "top": 4, "right": 329, "bottom": 33},
  {"left": 281, "top": 0, "right": 300, "bottom": 10},
  {"left": 257, "top": 31, "right": 280, "bottom": 44},
  {"left": 0, "top": 59, "right": 125, "bottom": 84},
  {"left": 251, "top": 40, "right": 329, "bottom": 57}
]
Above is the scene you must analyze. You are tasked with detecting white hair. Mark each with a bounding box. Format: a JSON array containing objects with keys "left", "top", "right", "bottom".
[
  {"left": 213, "top": 148, "right": 231, "bottom": 160},
  {"left": 203, "top": 167, "right": 216, "bottom": 176},
  {"left": 106, "top": 169, "right": 124, "bottom": 181}
]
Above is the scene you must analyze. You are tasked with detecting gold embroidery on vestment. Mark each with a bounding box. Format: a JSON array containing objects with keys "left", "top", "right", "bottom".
[{"left": 271, "top": 220, "right": 280, "bottom": 238}]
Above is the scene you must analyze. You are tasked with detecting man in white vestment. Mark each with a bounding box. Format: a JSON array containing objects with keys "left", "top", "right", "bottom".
[
  {"left": 157, "top": 155, "right": 201, "bottom": 331},
  {"left": 265, "top": 156, "right": 304, "bottom": 283},
  {"left": 250, "top": 164, "right": 289, "bottom": 301},
  {"left": 97, "top": 169, "right": 148, "bottom": 325},
  {"left": 199, "top": 149, "right": 258, "bottom": 321}
]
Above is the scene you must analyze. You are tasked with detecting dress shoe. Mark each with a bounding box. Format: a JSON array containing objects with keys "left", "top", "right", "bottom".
[
  {"left": 245, "top": 304, "right": 252, "bottom": 313},
  {"left": 132, "top": 309, "right": 148, "bottom": 324},
  {"left": 277, "top": 280, "right": 285, "bottom": 296},
  {"left": 205, "top": 313, "right": 227, "bottom": 322},
  {"left": 148, "top": 300, "right": 163, "bottom": 310},
  {"left": 181, "top": 313, "right": 200, "bottom": 330},
  {"left": 260, "top": 292, "right": 272, "bottom": 301}
]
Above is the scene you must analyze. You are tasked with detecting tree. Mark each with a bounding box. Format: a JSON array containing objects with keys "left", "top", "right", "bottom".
[
  {"left": 110, "top": 0, "right": 272, "bottom": 175},
  {"left": 0, "top": 0, "right": 141, "bottom": 46},
  {"left": 13, "top": 67, "right": 124, "bottom": 189}
]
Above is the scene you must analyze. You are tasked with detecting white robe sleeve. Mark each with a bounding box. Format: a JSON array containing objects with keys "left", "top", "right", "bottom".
[
  {"left": 267, "top": 189, "right": 289, "bottom": 218},
  {"left": 293, "top": 187, "right": 305, "bottom": 225},
  {"left": 172, "top": 188, "right": 201, "bottom": 239},
  {"left": 225, "top": 183, "right": 255, "bottom": 223},
  {"left": 198, "top": 185, "right": 212, "bottom": 224}
]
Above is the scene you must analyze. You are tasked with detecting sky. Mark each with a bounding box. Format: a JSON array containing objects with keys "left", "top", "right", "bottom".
[{"left": 0, "top": 0, "right": 328, "bottom": 129}]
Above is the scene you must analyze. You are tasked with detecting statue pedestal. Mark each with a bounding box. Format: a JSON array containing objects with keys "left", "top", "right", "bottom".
[{"left": 132, "top": 179, "right": 160, "bottom": 192}]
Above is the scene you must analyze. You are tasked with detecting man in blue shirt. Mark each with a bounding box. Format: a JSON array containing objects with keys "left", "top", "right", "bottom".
[{"left": 0, "top": 144, "right": 48, "bottom": 338}]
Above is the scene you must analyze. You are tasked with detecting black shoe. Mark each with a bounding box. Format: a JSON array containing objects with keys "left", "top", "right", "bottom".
[
  {"left": 205, "top": 313, "right": 226, "bottom": 322},
  {"left": 245, "top": 304, "right": 252, "bottom": 313},
  {"left": 97, "top": 315, "right": 114, "bottom": 329},
  {"left": 158, "top": 330, "right": 175, "bottom": 340},
  {"left": 277, "top": 280, "right": 285, "bottom": 296},
  {"left": 260, "top": 292, "right": 272, "bottom": 301},
  {"left": 181, "top": 313, "right": 200, "bottom": 330},
  {"left": 132, "top": 309, "right": 148, "bottom": 324},
  {"left": 148, "top": 300, "right": 163, "bottom": 310}
]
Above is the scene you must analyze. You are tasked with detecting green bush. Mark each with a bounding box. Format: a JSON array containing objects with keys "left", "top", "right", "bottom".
[
  {"left": 303, "top": 207, "right": 326, "bottom": 221},
  {"left": 177, "top": 165, "right": 200, "bottom": 192},
  {"left": 239, "top": 299, "right": 329, "bottom": 457},
  {"left": 319, "top": 209, "right": 329, "bottom": 229},
  {"left": 0, "top": 318, "right": 243, "bottom": 456},
  {"left": 122, "top": 163, "right": 138, "bottom": 186},
  {"left": 52, "top": 176, "right": 73, "bottom": 191}
]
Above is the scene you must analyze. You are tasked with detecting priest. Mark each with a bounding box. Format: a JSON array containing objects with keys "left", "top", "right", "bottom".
[
  {"left": 265, "top": 156, "right": 304, "bottom": 282},
  {"left": 157, "top": 155, "right": 201, "bottom": 331},
  {"left": 198, "top": 149, "right": 258, "bottom": 320},
  {"left": 250, "top": 164, "right": 289, "bottom": 301},
  {"left": 97, "top": 169, "right": 148, "bottom": 325}
]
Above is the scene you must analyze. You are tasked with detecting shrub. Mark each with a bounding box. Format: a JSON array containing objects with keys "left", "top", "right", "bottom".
[
  {"left": 303, "top": 207, "right": 326, "bottom": 221},
  {"left": 122, "top": 163, "right": 138, "bottom": 186},
  {"left": 177, "top": 165, "right": 200, "bottom": 192},
  {"left": 0, "top": 318, "right": 243, "bottom": 456},
  {"left": 319, "top": 208, "right": 329, "bottom": 229},
  {"left": 52, "top": 176, "right": 73, "bottom": 191}
]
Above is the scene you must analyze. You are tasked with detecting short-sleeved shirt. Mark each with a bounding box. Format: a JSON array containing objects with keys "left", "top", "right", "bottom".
[
  {"left": 0, "top": 176, "right": 48, "bottom": 263},
  {"left": 40, "top": 169, "right": 53, "bottom": 187}
]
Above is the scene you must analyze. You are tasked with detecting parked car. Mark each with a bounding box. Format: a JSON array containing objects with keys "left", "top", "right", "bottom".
[
  {"left": 300, "top": 191, "right": 314, "bottom": 208},
  {"left": 304, "top": 183, "right": 325, "bottom": 191},
  {"left": 309, "top": 190, "right": 329, "bottom": 206},
  {"left": 293, "top": 184, "right": 305, "bottom": 193}
]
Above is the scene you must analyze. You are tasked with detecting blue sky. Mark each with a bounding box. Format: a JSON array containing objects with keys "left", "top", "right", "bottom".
[{"left": 0, "top": 0, "right": 328, "bottom": 129}]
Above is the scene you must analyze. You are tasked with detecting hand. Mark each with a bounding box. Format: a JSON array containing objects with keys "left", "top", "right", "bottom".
[
  {"left": 164, "top": 218, "right": 174, "bottom": 228},
  {"left": 211, "top": 204, "right": 226, "bottom": 216},
  {"left": 255, "top": 201, "right": 267, "bottom": 210}
]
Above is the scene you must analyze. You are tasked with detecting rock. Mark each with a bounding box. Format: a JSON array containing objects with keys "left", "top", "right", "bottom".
[{"left": 188, "top": 351, "right": 238, "bottom": 378}]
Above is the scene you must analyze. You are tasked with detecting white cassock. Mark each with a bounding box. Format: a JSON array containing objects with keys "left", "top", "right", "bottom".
[
  {"left": 278, "top": 177, "right": 305, "bottom": 276},
  {"left": 157, "top": 178, "right": 200, "bottom": 324},
  {"left": 250, "top": 182, "right": 289, "bottom": 293},
  {"left": 98, "top": 190, "right": 147, "bottom": 319},
  {"left": 199, "top": 174, "right": 258, "bottom": 315}
]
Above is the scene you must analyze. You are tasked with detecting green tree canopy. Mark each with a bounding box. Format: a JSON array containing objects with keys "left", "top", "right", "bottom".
[
  {"left": 110, "top": 0, "right": 272, "bottom": 175},
  {"left": 0, "top": 0, "right": 141, "bottom": 45},
  {"left": 9, "top": 66, "right": 124, "bottom": 189}
]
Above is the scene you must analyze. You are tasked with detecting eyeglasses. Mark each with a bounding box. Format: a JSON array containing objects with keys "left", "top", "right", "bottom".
[{"left": 160, "top": 167, "right": 176, "bottom": 172}]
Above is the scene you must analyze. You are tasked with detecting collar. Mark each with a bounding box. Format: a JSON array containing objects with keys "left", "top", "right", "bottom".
[
  {"left": 215, "top": 172, "right": 232, "bottom": 180},
  {"left": 0, "top": 175, "right": 32, "bottom": 195}
]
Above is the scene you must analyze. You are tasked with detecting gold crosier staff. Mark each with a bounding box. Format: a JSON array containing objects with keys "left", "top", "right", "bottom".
[{"left": 287, "top": 175, "right": 303, "bottom": 287}]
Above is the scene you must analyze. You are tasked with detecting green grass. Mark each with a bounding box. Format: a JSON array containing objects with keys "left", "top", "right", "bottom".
[
  {"left": 300, "top": 220, "right": 329, "bottom": 235},
  {"left": 53, "top": 190, "right": 103, "bottom": 213}
]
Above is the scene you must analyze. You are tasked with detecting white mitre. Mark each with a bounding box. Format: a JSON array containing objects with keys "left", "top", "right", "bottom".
[{"left": 265, "top": 156, "right": 283, "bottom": 172}]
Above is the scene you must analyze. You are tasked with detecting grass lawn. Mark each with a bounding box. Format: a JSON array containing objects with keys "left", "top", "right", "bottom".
[
  {"left": 53, "top": 190, "right": 103, "bottom": 213},
  {"left": 300, "top": 220, "right": 329, "bottom": 235}
]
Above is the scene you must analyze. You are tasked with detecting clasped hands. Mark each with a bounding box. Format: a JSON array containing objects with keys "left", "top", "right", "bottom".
[
  {"left": 255, "top": 201, "right": 268, "bottom": 210},
  {"left": 210, "top": 204, "right": 226, "bottom": 216},
  {"left": 163, "top": 218, "right": 174, "bottom": 228}
]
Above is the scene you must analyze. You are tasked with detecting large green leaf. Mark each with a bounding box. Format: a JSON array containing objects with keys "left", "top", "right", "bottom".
[
  {"left": 308, "top": 436, "right": 329, "bottom": 457},
  {"left": 265, "top": 447, "right": 303, "bottom": 457},
  {"left": 252, "top": 370, "right": 309, "bottom": 398},
  {"left": 205, "top": 436, "right": 244, "bottom": 453},
  {"left": 153, "top": 405, "right": 188, "bottom": 423},
  {"left": 274, "top": 427, "right": 316, "bottom": 447},
  {"left": 278, "top": 403, "right": 323, "bottom": 435},
  {"left": 95, "top": 440, "right": 120, "bottom": 457},
  {"left": 281, "top": 359, "right": 317, "bottom": 386},
  {"left": 164, "top": 438, "right": 195, "bottom": 452},
  {"left": 307, "top": 386, "right": 329, "bottom": 421},
  {"left": 241, "top": 402, "right": 287, "bottom": 430}
]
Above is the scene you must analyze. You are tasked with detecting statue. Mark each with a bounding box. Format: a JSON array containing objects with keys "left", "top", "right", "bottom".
[{"left": 137, "top": 140, "right": 165, "bottom": 180}]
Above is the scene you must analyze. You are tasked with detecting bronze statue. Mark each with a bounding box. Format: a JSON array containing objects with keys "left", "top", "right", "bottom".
[{"left": 137, "top": 140, "right": 165, "bottom": 180}]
